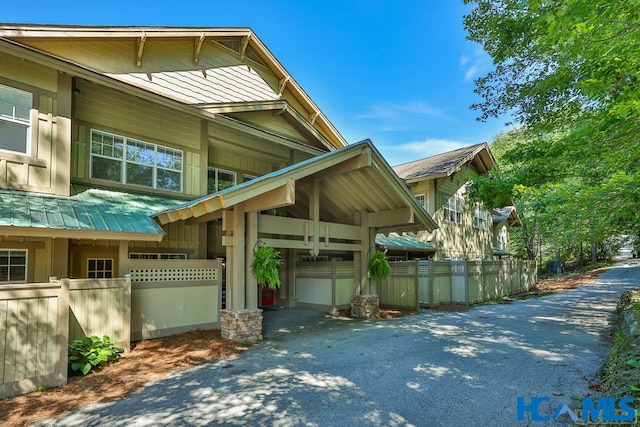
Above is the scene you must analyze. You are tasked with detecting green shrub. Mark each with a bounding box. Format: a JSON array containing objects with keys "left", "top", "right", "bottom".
[{"left": 68, "top": 335, "right": 123, "bottom": 375}]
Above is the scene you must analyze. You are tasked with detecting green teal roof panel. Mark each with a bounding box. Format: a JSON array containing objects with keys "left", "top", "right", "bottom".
[
  {"left": 492, "top": 247, "right": 511, "bottom": 256},
  {"left": 0, "top": 188, "right": 188, "bottom": 236},
  {"left": 376, "top": 233, "right": 435, "bottom": 252}
]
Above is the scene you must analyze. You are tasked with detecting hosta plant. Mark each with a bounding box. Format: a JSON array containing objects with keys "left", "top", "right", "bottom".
[{"left": 68, "top": 335, "right": 124, "bottom": 375}]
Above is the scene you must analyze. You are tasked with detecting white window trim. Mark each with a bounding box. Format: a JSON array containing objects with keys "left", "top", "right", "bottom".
[
  {"left": 89, "top": 129, "right": 183, "bottom": 192},
  {"left": 208, "top": 167, "right": 237, "bottom": 193},
  {"left": 0, "top": 249, "right": 28, "bottom": 284},
  {"left": 0, "top": 83, "right": 33, "bottom": 157},
  {"left": 443, "top": 196, "right": 462, "bottom": 224},
  {"left": 415, "top": 193, "right": 427, "bottom": 210},
  {"left": 474, "top": 204, "right": 489, "bottom": 230}
]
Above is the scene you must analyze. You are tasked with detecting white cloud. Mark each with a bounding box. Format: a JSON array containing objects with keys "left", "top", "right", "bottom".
[
  {"left": 459, "top": 54, "right": 470, "bottom": 68},
  {"left": 356, "top": 101, "right": 451, "bottom": 132},
  {"left": 391, "top": 138, "right": 470, "bottom": 158},
  {"left": 464, "top": 61, "right": 483, "bottom": 82}
]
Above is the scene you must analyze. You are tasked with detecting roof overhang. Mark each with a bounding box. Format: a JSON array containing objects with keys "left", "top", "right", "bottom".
[
  {"left": 376, "top": 233, "right": 436, "bottom": 252},
  {"left": 155, "top": 140, "right": 438, "bottom": 233},
  {"left": 0, "top": 226, "right": 164, "bottom": 242},
  {"left": 0, "top": 24, "right": 347, "bottom": 149}
]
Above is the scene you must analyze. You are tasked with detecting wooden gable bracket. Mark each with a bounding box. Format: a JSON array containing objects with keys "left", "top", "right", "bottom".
[
  {"left": 135, "top": 33, "right": 147, "bottom": 68},
  {"left": 240, "top": 34, "right": 251, "bottom": 60},
  {"left": 278, "top": 76, "right": 290, "bottom": 99},
  {"left": 193, "top": 33, "right": 206, "bottom": 65},
  {"left": 310, "top": 111, "right": 320, "bottom": 125}
]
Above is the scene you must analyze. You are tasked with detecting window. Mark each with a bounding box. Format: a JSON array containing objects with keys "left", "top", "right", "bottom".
[
  {"left": 0, "top": 250, "right": 27, "bottom": 283},
  {"left": 0, "top": 83, "right": 32, "bottom": 155},
  {"left": 208, "top": 167, "right": 237, "bottom": 193},
  {"left": 129, "top": 253, "right": 187, "bottom": 260},
  {"left": 87, "top": 258, "right": 113, "bottom": 279},
  {"left": 474, "top": 204, "right": 489, "bottom": 229},
  {"left": 415, "top": 193, "right": 427, "bottom": 210},
  {"left": 243, "top": 174, "right": 257, "bottom": 183},
  {"left": 443, "top": 196, "right": 462, "bottom": 224},
  {"left": 90, "top": 129, "right": 183, "bottom": 192}
]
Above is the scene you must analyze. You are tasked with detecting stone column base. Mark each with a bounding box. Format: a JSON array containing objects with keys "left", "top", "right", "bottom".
[
  {"left": 351, "top": 294, "right": 379, "bottom": 319},
  {"left": 221, "top": 309, "right": 263, "bottom": 342}
]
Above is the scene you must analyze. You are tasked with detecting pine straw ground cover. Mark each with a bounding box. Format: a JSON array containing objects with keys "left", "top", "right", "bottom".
[{"left": 0, "top": 267, "right": 609, "bottom": 426}]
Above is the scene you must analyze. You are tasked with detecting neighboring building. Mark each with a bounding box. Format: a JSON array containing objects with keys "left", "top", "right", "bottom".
[
  {"left": 393, "top": 143, "right": 520, "bottom": 261},
  {"left": 0, "top": 25, "right": 436, "bottom": 339}
]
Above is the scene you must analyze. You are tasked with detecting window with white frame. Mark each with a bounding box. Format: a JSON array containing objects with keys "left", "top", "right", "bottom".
[
  {"left": 90, "top": 129, "right": 183, "bottom": 192},
  {"left": 87, "top": 258, "right": 113, "bottom": 279},
  {"left": 208, "top": 167, "right": 237, "bottom": 193},
  {"left": 498, "top": 226, "right": 508, "bottom": 245},
  {"left": 443, "top": 196, "right": 462, "bottom": 224},
  {"left": 415, "top": 193, "right": 427, "bottom": 210},
  {"left": 0, "top": 83, "right": 32, "bottom": 155},
  {"left": 474, "top": 204, "right": 489, "bottom": 229},
  {"left": 129, "top": 253, "right": 187, "bottom": 260},
  {"left": 0, "top": 250, "right": 27, "bottom": 283},
  {"left": 243, "top": 174, "right": 257, "bottom": 183}
]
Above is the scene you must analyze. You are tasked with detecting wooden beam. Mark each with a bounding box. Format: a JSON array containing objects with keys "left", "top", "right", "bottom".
[
  {"left": 299, "top": 147, "right": 372, "bottom": 182},
  {"left": 257, "top": 215, "right": 360, "bottom": 241},
  {"left": 240, "top": 34, "right": 251, "bottom": 59},
  {"left": 278, "top": 76, "right": 290, "bottom": 98},
  {"left": 230, "top": 204, "right": 246, "bottom": 311},
  {"left": 246, "top": 211, "right": 258, "bottom": 310},
  {"left": 135, "top": 33, "right": 147, "bottom": 68},
  {"left": 367, "top": 207, "right": 414, "bottom": 228},
  {"left": 310, "top": 180, "right": 320, "bottom": 256},
  {"left": 258, "top": 238, "right": 361, "bottom": 252},
  {"left": 193, "top": 33, "right": 206, "bottom": 65},
  {"left": 244, "top": 179, "right": 295, "bottom": 212},
  {"left": 185, "top": 210, "right": 223, "bottom": 225}
]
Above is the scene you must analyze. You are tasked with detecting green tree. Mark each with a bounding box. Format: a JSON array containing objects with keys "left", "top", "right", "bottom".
[{"left": 464, "top": 0, "right": 640, "bottom": 261}]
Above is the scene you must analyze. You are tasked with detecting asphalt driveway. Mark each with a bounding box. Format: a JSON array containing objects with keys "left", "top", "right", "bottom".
[{"left": 44, "top": 258, "right": 640, "bottom": 426}]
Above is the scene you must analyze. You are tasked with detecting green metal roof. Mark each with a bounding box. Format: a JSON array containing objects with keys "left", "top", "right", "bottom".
[
  {"left": 0, "top": 188, "right": 186, "bottom": 238},
  {"left": 492, "top": 247, "right": 511, "bottom": 256},
  {"left": 376, "top": 233, "right": 435, "bottom": 252}
]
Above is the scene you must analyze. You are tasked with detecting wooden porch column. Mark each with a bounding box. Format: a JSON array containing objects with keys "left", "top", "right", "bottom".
[
  {"left": 229, "top": 204, "right": 246, "bottom": 311},
  {"left": 118, "top": 240, "right": 128, "bottom": 277},
  {"left": 245, "top": 211, "right": 258, "bottom": 310},
  {"left": 353, "top": 211, "right": 370, "bottom": 295}
]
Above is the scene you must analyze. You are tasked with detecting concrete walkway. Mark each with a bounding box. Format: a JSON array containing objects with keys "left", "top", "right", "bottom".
[{"left": 44, "top": 258, "right": 640, "bottom": 426}]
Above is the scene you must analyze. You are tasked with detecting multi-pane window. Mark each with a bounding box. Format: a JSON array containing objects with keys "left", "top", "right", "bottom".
[
  {"left": 90, "top": 129, "right": 183, "bottom": 192},
  {"left": 87, "top": 258, "right": 113, "bottom": 279},
  {"left": 415, "top": 193, "right": 427, "bottom": 210},
  {"left": 474, "top": 204, "right": 489, "bottom": 229},
  {"left": 0, "top": 250, "right": 27, "bottom": 283},
  {"left": 443, "top": 196, "right": 462, "bottom": 224},
  {"left": 207, "top": 167, "right": 237, "bottom": 193},
  {"left": 129, "top": 253, "right": 187, "bottom": 260},
  {"left": 0, "top": 83, "right": 32, "bottom": 155}
]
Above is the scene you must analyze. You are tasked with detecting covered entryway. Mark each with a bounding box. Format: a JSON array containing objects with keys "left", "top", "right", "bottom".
[{"left": 155, "top": 140, "right": 438, "bottom": 341}]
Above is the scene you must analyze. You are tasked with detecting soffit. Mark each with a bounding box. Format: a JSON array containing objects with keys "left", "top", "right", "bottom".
[{"left": 155, "top": 140, "right": 438, "bottom": 233}]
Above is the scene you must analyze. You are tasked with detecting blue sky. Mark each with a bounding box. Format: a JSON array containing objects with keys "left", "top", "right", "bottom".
[{"left": 2, "top": 1, "right": 509, "bottom": 166}]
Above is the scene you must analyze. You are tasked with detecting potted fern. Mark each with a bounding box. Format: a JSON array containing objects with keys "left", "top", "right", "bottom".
[
  {"left": 368, "top": 250, "right": 391, "bottom": 280},
  {"left": 250, "top": 245, "right": 282, "bottom": 289}
]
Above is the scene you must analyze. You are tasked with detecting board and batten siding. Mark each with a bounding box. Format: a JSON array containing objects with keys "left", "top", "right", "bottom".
[
  {"left": 0, "top": 52, "right": 72, "bottom": 196},
  {"left": 71, "top": 78, "right": 203, "bottom": 197}
]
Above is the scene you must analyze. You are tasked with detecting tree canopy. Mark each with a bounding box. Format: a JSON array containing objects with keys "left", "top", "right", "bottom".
[{"left": 464, "top": 0, "right": 640, "bottom": 261}]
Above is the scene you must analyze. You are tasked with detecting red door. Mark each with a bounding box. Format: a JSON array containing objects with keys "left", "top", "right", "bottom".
[{"left": 261, "top": 287, "right": 275, "bottom": 306}]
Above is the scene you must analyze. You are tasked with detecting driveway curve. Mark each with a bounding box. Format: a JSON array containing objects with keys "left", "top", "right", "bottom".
[{"left": 44, "top": 259, "right": 640, "bottom": 426}]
